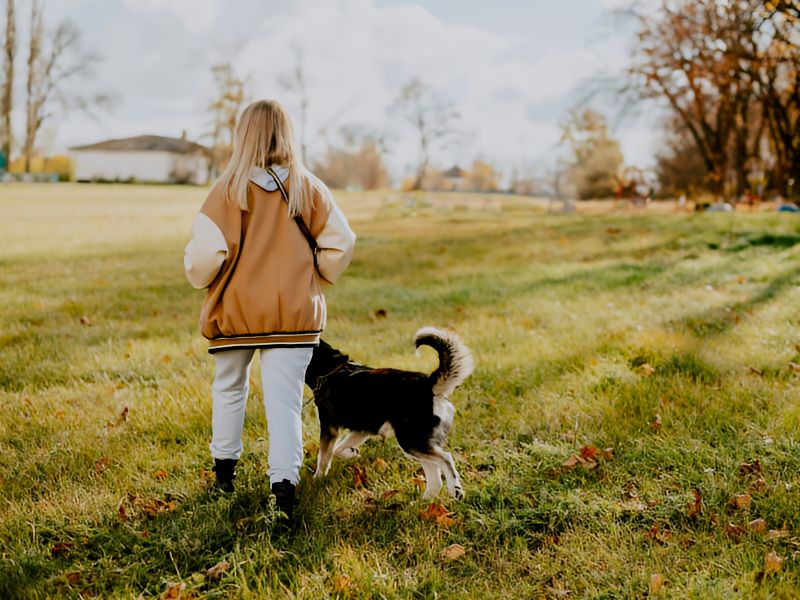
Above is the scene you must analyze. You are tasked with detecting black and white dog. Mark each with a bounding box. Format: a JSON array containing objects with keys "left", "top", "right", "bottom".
[{"left": 305, "top": 327, "right": 474, "bottom": 500}]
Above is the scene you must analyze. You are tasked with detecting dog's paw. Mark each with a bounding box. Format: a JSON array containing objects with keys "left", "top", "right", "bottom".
[
  {"left": 453, "top": 485, "right": 465, "bottom": 500},
  {"left": 335, "top": 447, "right": 360, "bottom": 459}
]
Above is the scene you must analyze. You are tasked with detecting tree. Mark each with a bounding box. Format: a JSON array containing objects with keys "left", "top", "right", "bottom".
[
  {"left": 391, "top": 78, "right": 459, "bottom": 190},
  {"left": 561, "top": 108, "right": 624, "bottom": 199},
  {"left": 655, "top": 115, "right": 709, "bottom": 198},
  {"left": 313, "top": 125, "right": 389, "bottom": 190},
  {"left": 23, "top": 0, "right": 110, "bottom": 172},
  {"left": 206, "top": 62, "right": 246, "bottom": 179},
  {"left": 467, "top": 160, "right": 499, "bottom": 192},
  {"left": 1, "top": 0, "right": 15, "bottom": 164}
]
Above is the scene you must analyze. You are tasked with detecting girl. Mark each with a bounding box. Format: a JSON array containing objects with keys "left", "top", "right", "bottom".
[{"left": 183, "top": 99, "right": 356, "bottom": 518}]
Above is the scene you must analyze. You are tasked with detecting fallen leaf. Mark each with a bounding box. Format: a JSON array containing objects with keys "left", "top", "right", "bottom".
[
  {"left": 649, "top": 573, "right": 665, "bottom": 595},
  {"left": 373, "top": 458, "right": 388, "bottom": 471},
  {"left": 199, "top": 468, "right": 215, "bottom": 482},
  {"left": 602, "top": 447, "right": 615, "bottom": 460},
  {"left": 144, "top": 498, "right": 176, "bottom": 517},
  {"left": 644, "top": 523, "right": 671, "bottom": 544},
  {"left": 333, "top": 575, "right": 351, "bottom": 593},
  {"left": 764, "top": 550, "right": 784, "bottom": 575},
  {"left": 55, "top": 411, "right": 65, "bottom": 420},
  {"left": 736, "top": 275, "right": 746, "bottom": 284},
  {"left": 79, "top": 315, "right": 91, "bottom": 326},
  {"left": 790, "top": 362, "right": 800, "bottom": 374},
  {"left": 411, "top": 476, "right": 426, "bottom": 489},
  {"left": 725, "top": 522, "right": 746, "bottom": 538},
  {"left": 368, "top": 308, "right": 387, "bottom": 321},
  {"left": 639, "top": 363, "right": 656, "bottom": 376},
  {"left": 687, "top": 489, "right": 702, "bottom": 518},
  {"left": 733, "top": 494, "right": 752, "bottom": 510},
  {"left": 381, "top": 489, "right": 400, "bottom": 500},
  {"left": 356, "top": 488, "right": 374, "bottom": 500},
  {"left": 748, "top": 478, "right": 767, "bottom": 494},
  {"left": 206, "top": 560, "right": 229, "bottom": 582},
  {"left": 94, "top": 456, "right": 110, "bottom": 475},
  {"left": 51, "top": 541, "right": 75, "bottom": 556},
  {"left": 606, "top": 227, "right": 621, "bottom": 235},
  {"left": 153, "top": 469, "right": 168, "bottom": 481},
  {"left": 650, "top": 414, "right": 662, "bottom": 432},
  {"left": 561, "top": 454, "right": 597, "bottom": 471},
  {"left": 440, "top": 543, "right": 466, "bottom": 561},
  {"left": 739, "top": 459, "right": 762, "bottom": 476},
  {"left": 160, "top": 582, "right": 185, "bottom": 600},
  {"left": 579, "top": 445, "right": 599, "bottom": 461},
  {"left": 420, "top": 502, "right": 455, "bottom": 528},
  {"left": 352, "top": 465, "right": 368, "bottom": 488},
  {"left": 749, "top": 518, "right": 767, "bottom": 534},
  {"left": 64, "top": 570, "right": 82, "bottom": 586},
  {"left": 117, "top": 501, "right": 129, "bottom": 522},
  {"left": 160, "top": 354, "right": 172, "bottom": 364}
]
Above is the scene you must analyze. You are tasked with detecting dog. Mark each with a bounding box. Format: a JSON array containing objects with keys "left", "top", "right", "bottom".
[{"left": 304, "top": 327, "right": 474, "bottom": 499}]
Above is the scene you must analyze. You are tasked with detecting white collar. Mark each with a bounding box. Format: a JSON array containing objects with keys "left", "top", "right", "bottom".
[{"left": 250, "top": 165, "right": 289, "bottom": 191}]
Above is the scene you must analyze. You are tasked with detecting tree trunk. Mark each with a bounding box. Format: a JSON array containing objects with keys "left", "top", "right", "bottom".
[{"left": 1, "top": 0, "right": 14, "bottom": 164}]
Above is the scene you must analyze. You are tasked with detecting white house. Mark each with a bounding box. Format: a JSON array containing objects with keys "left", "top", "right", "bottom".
[{"left": 69, "top": 134, "right": 210, "bottom": 184}]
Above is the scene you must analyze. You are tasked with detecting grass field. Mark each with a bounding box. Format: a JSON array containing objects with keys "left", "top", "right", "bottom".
[{"left": 1, "top": 183, "right": 800, "bottom": 599}]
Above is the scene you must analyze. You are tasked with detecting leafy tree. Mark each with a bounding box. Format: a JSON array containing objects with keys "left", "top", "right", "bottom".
[{"left": 561, "top": 108, "right": 624, "bottom": 199}]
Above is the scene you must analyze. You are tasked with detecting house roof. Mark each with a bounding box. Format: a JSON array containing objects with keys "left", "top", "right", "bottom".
[
  {"left": 441, "top": 165, "right": 467, "bottom": 179},
  {"left": 70, "top": 135, "right": 209, "bottom": 154}
]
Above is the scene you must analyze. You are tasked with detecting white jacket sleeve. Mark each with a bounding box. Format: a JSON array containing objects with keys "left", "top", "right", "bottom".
[
  {"left": 184, "top": 213, "right": 229, "bottom": 289},
  {"left": 315, "top": 202, "right": 356, "bottom": 285}
]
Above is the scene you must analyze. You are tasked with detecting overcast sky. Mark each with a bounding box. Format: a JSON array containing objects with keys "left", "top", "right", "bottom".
[{"left": 33, "top": 0, "right": 656, "bottom": 179}]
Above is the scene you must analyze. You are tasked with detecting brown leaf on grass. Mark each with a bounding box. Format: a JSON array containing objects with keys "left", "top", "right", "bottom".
[
  {"left": 368, "top": 308, "right": 387, "bottom": 321},
  {"left": 206, "top": 560, "right": 229, "bottom": 582},
  {"left": 55, "top": 410, "right": 65, "bottom": 421},
  {"left": 144, "top": 498, "right": 176, "bottom": 517},
  {"left": 411, "top": 476, "right": 426, "bottom": 489},
  {"left": 606, "top": 227, "right": 621, "bottom": 235},
  {"left": 352, "top": 465, "right": 368, "bottom": 488},
  {"left": 51, "top": 541, "right": 75, "bottom": 556},
  {"left": 764, "top": 550, "right": 784, "bottom": 575},
  {"left": 749, "top": 367, "right": 764, "bottom": 376},
  {"left": 561, "top": 454, "right": 597, "bottom": 471},
  {"left": 739, "top": 459, "right": 762, "bottom": 476},
  {"left": 153, "top": 469, "right": 168, "bottom": 481},
  {"left": 602, "top": 447, "right": 615, "bottom": 460},
  {"left": 117, "top": 500, "right": 129, "bottom": 522},
  {"left": 649, "top": 573, "right": 665, "bottom": 595},
  {"left": 333, "top": 575, "right": 351, "bottom": 593},
  {"left": 749, "top": 518, "right": 767, "bottom": 534},
  {"left": 736, "top": 275, "right": 746, "bottom": 284},
  {"left": 789, "top": 362, "right": 800, "bottom": 374},
  {"left": 373, "top": 458, "right": 388, "bottom": 471},
  {"left": 108, "top": 405, "right": 130, "bottom": 429},
  {"left": 64, "top": 570, "right": 82, "bottom": 586},
  {"left": 199, "top": 468, "right": 215, "bottom": 482},
  {"left": 639, "top": 363, "right": 656, "bottom": 376},
  {"left": 687, "top": 489, "right": 702, "bottom": 518},
  {"left": 579, "top": 445, "right": 599, "bottom": 461},
  {"left": 733, "top": 494, "right": 752, "bottom": 510},
  {"left": 623, "top": 481, "right": 639, "bottom": 500},
  {"left": 303, "top": 441, "right": 319, "bottom": 458},
  {"left": 160, "top": 582, "right": 186, "bottom": 600},
  {"left": 381, "top": 489, "right": 400, "bottom": 500},
  {"left": 748, "top": 478, "right": 767, "bottom": 494},
  {"left": 650, "top": 414, "right": 662, "bottom": 432},
  {"left": 440, "top": 543, "right": 466, "bottom": 562},
  {"left": 94, "top": 456, "right": 110, "bottom": 475},
  {"left": 420, "top": 502, "right": 455, "bottom": 528},
  {"left": 644, "top": 524, "right": 671, "bottom": 544},
  {"left": 725, "top": 522, "right": 746, "bottom": 538},
  {"left": 79, "top": 315, "right": 91, "bottom": 326},
  {"left": 160, "top": 354, "right": 172, "bottom": 364}
]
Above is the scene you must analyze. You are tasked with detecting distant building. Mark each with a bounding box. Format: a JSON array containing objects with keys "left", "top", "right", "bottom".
[
  {"left": 69, "top": 134, "right": 210, "bottom": 184},
  {"left": 435, "top": 165, "right": 470, "bottom": 191}
]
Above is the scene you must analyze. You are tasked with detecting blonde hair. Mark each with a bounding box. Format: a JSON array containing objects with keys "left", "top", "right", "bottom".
[{"left": 218, "top": 99, "right": 329, "bottom": 215}]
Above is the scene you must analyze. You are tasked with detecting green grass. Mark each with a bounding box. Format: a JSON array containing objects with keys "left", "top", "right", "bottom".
[{"left": 1, "top": 183, "right": 800, "bottom": 598}]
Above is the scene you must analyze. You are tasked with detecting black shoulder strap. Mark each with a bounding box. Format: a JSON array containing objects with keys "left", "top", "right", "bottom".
[{"left": 266, "top": 167, "right": 319, "bottom": 269}]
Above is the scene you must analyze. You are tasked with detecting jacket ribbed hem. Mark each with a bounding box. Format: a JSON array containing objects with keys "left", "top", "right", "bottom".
[{"left": 207, "top": 331, "right": 321, "bottom": 354}]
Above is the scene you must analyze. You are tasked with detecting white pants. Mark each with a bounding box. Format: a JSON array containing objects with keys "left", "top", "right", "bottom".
[{"left": 209, "top": 346, "right": 313, "bottom": 486}]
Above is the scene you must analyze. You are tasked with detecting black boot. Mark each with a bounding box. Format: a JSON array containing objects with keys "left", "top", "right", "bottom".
[
  {"left": 212, "top": 458, "right": 237, "bottom": 493},
  {"left": 271, "top": 479, "right": 297, "bottom": 519}
]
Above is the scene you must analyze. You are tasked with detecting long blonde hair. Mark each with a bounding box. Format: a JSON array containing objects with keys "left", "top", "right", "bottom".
[{"left": 219, "top": 99, "right": 328, "bottom": 215}]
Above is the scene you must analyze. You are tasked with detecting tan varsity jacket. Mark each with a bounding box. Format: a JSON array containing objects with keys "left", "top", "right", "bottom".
[{"left": 183, "top": 166, "right": 356, "bottom": 353}]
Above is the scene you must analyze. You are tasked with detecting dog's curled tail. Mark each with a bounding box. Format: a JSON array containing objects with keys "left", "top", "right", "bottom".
[{"left": 414, "top": 327, "right": 474, "bottom": 397}]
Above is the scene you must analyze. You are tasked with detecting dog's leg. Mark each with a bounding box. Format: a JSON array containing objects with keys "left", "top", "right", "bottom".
[
  {"left": 430, "top": 447, "right": 464, "bottom": 500},
  {"left": 333, "top": 430, "right": 371, "bottom": 459},
  {"left": 408, "top": 452, "right": 443, "bottom": 499},
  {"left": 316, "top": 427, "right": 338, "bottom": 478}
]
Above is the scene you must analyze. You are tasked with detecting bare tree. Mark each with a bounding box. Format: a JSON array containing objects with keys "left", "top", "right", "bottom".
[
  {"left": 24, "top": 0, "right": 110, "bottom": 172},
  {"left": 391, "top": 78, "right": 459, "bottom": 190},
  {"left": 278, "top": 48, "right": 309, "bottom": 163},
  {"left": 206, "top": 62, "right": 246, "bottom": 179},
  {"left": 1, "top": 0, "right": 14, "bottom": 164}
]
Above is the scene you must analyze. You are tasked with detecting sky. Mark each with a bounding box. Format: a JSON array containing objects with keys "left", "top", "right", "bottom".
[{"left": 25, "top": 0, "right": 657, "bottom": 180}]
